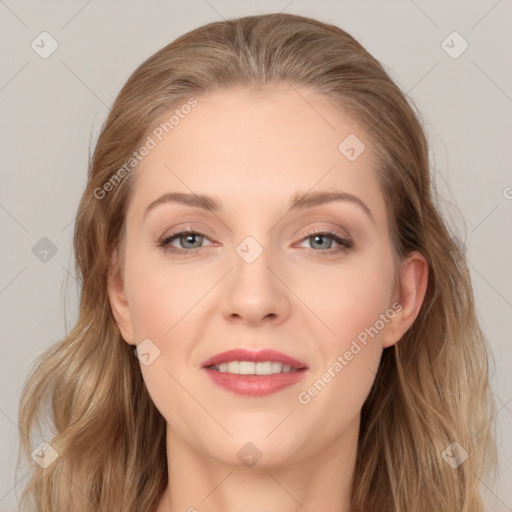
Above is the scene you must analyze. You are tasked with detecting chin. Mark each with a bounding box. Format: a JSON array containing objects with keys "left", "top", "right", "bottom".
[{"left": 199, "top": 422, "right": 306, "bottom": 468}]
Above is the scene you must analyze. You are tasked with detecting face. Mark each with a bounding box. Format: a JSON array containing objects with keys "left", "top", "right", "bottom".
[{"left": 108, "top": 84, "right": 425, "bottom": 468}]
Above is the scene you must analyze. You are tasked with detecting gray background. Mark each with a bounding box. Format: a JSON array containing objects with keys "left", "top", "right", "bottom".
[{"left": 1, "top": 1, "right": 511, "bottom": 510}]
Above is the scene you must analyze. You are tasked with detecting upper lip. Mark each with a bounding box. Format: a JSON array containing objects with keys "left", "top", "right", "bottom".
[{"left": 201, "top": 349, "right": 308, "bottom": 370}]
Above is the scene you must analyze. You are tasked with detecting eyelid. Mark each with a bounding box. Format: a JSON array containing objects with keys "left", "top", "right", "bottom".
[
  {"left": 159, "top": 227, "right": 215, "bottom": 247},
  {"left": 298, "top": 225, "right": 350, "bottom": 240}
]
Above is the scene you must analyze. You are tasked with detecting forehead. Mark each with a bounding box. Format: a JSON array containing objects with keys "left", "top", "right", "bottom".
[{"left": 127, "top": 85, "right": 386, "bottom": 224}]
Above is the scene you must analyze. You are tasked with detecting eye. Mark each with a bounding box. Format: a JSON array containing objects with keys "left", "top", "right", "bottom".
[
  {"left": 157, "top": 227, "right": 353, "bottom": 257},
  {"left": 297, "top": 228, "right": 353, "bottom": 256},
  {"left": 158, "top": 228, "right": 214, "bottom": 255}
]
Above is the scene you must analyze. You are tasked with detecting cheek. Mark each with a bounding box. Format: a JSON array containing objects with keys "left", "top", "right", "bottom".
[
  {"left": 123, "top": 248, "right": 207, "bottom": 341},
  {"left": 297, "top": 244, "right": 396, "bottom": 348},
  {"left": 122, "top": 251, "right": 207, "bottom": 431},
  {"left": 292, "top": 243, "right": 394, "bottom": 407},
  {"left": 333, "top": 269, "right": 393, "bottom": 344},
  {"left": 294, "top": 262, "right": 392, "bottom": 436}
]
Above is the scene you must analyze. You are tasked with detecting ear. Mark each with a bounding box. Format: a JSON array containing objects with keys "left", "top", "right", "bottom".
[
  {"left": 382, "top": 250, "right": 428, "bottom": 348},
  {"left": 107, "top": 248, "right": 136, "bottom": 345}
]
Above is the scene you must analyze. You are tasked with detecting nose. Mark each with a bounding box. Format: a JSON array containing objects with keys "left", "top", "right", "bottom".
[{"left": 220, "top": 242, "right": 292, "bottom": 327}]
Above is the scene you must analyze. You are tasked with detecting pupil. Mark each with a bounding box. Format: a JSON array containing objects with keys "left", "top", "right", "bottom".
[
  {"left": 183, "top": 233, "right": 201, "bottom": 248},
  {"left": 313, "top": 234, "right": 330, "bottom": 249}
]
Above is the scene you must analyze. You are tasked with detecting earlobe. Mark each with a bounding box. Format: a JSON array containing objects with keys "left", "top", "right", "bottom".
[
  {"left": 383, "top": 251, "right": 428, "bottom": 348},
  {"left": 107, "top": 249, "right": 136, "bottom": 345}
]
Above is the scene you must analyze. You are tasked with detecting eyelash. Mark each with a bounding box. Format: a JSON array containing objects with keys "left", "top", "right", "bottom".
[{"left": 157, "top": 227, "right": 353, "bottom": 257}]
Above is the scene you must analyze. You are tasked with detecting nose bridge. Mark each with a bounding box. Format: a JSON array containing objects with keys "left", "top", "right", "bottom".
[
  {"left": 233, "top": 231, "right": 278, "bottom": 296},
  {"left": 221, "top": 227, "right": 290, "bottom": 324}
]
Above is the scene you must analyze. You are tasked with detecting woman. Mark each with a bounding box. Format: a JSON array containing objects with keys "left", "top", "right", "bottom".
[{"left": 17, "top": 12, "right": 497, "bottom": 512}]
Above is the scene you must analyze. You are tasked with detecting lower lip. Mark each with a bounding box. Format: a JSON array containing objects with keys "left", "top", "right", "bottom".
[{"left": 202, "top": 367, "right": 308, "bottom": 397}]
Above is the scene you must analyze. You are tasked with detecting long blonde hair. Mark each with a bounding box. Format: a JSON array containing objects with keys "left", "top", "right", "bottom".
[{"left": 17, "top": 12, "right": 497, "bottom": 512}]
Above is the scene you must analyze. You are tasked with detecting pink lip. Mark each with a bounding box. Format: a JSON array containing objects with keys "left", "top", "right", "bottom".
[
  {"left": 200, "top": 349, "right": 309, "bottom": 397},
  {"left": 200, "top": 349, "right": 308, "bottom": 370}
]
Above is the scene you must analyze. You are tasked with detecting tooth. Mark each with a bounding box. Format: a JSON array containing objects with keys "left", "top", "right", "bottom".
[
  {"left": 238, "top": 361, "right": 256, "bottom": 375},
  {"left": 271, "top": 362, "right": 283, "bottom": 373},
  {"left": 212, "top": 360, "right": 300, "bottom": 374},
  {"left": 227, "top": 361, "right": 239, "bottom": 373},
  {"left": 255, "top": 361, "right": 272, "bottom": 375}
]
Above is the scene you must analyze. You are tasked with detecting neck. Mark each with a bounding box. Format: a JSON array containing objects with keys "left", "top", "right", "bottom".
[{"left": 157, "top": 416, "right": 359, "bottom": 512}]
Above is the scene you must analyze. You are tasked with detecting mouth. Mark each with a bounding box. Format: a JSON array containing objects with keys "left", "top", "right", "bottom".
[
  {"left": 206, "top": 361, "right": 302, "bottom": 374},
  {"left": 200, "top": 348, "right": 309, "bottom": 397}
]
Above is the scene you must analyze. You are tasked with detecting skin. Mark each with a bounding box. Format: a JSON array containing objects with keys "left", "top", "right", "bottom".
[{"left": 107, "top": 84, "right": 428, "bottom": 512}]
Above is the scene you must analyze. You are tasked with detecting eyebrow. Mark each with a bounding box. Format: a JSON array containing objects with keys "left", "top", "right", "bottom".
[{"left": 143, "top": 190, "right": 374, "bottom": 223}]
